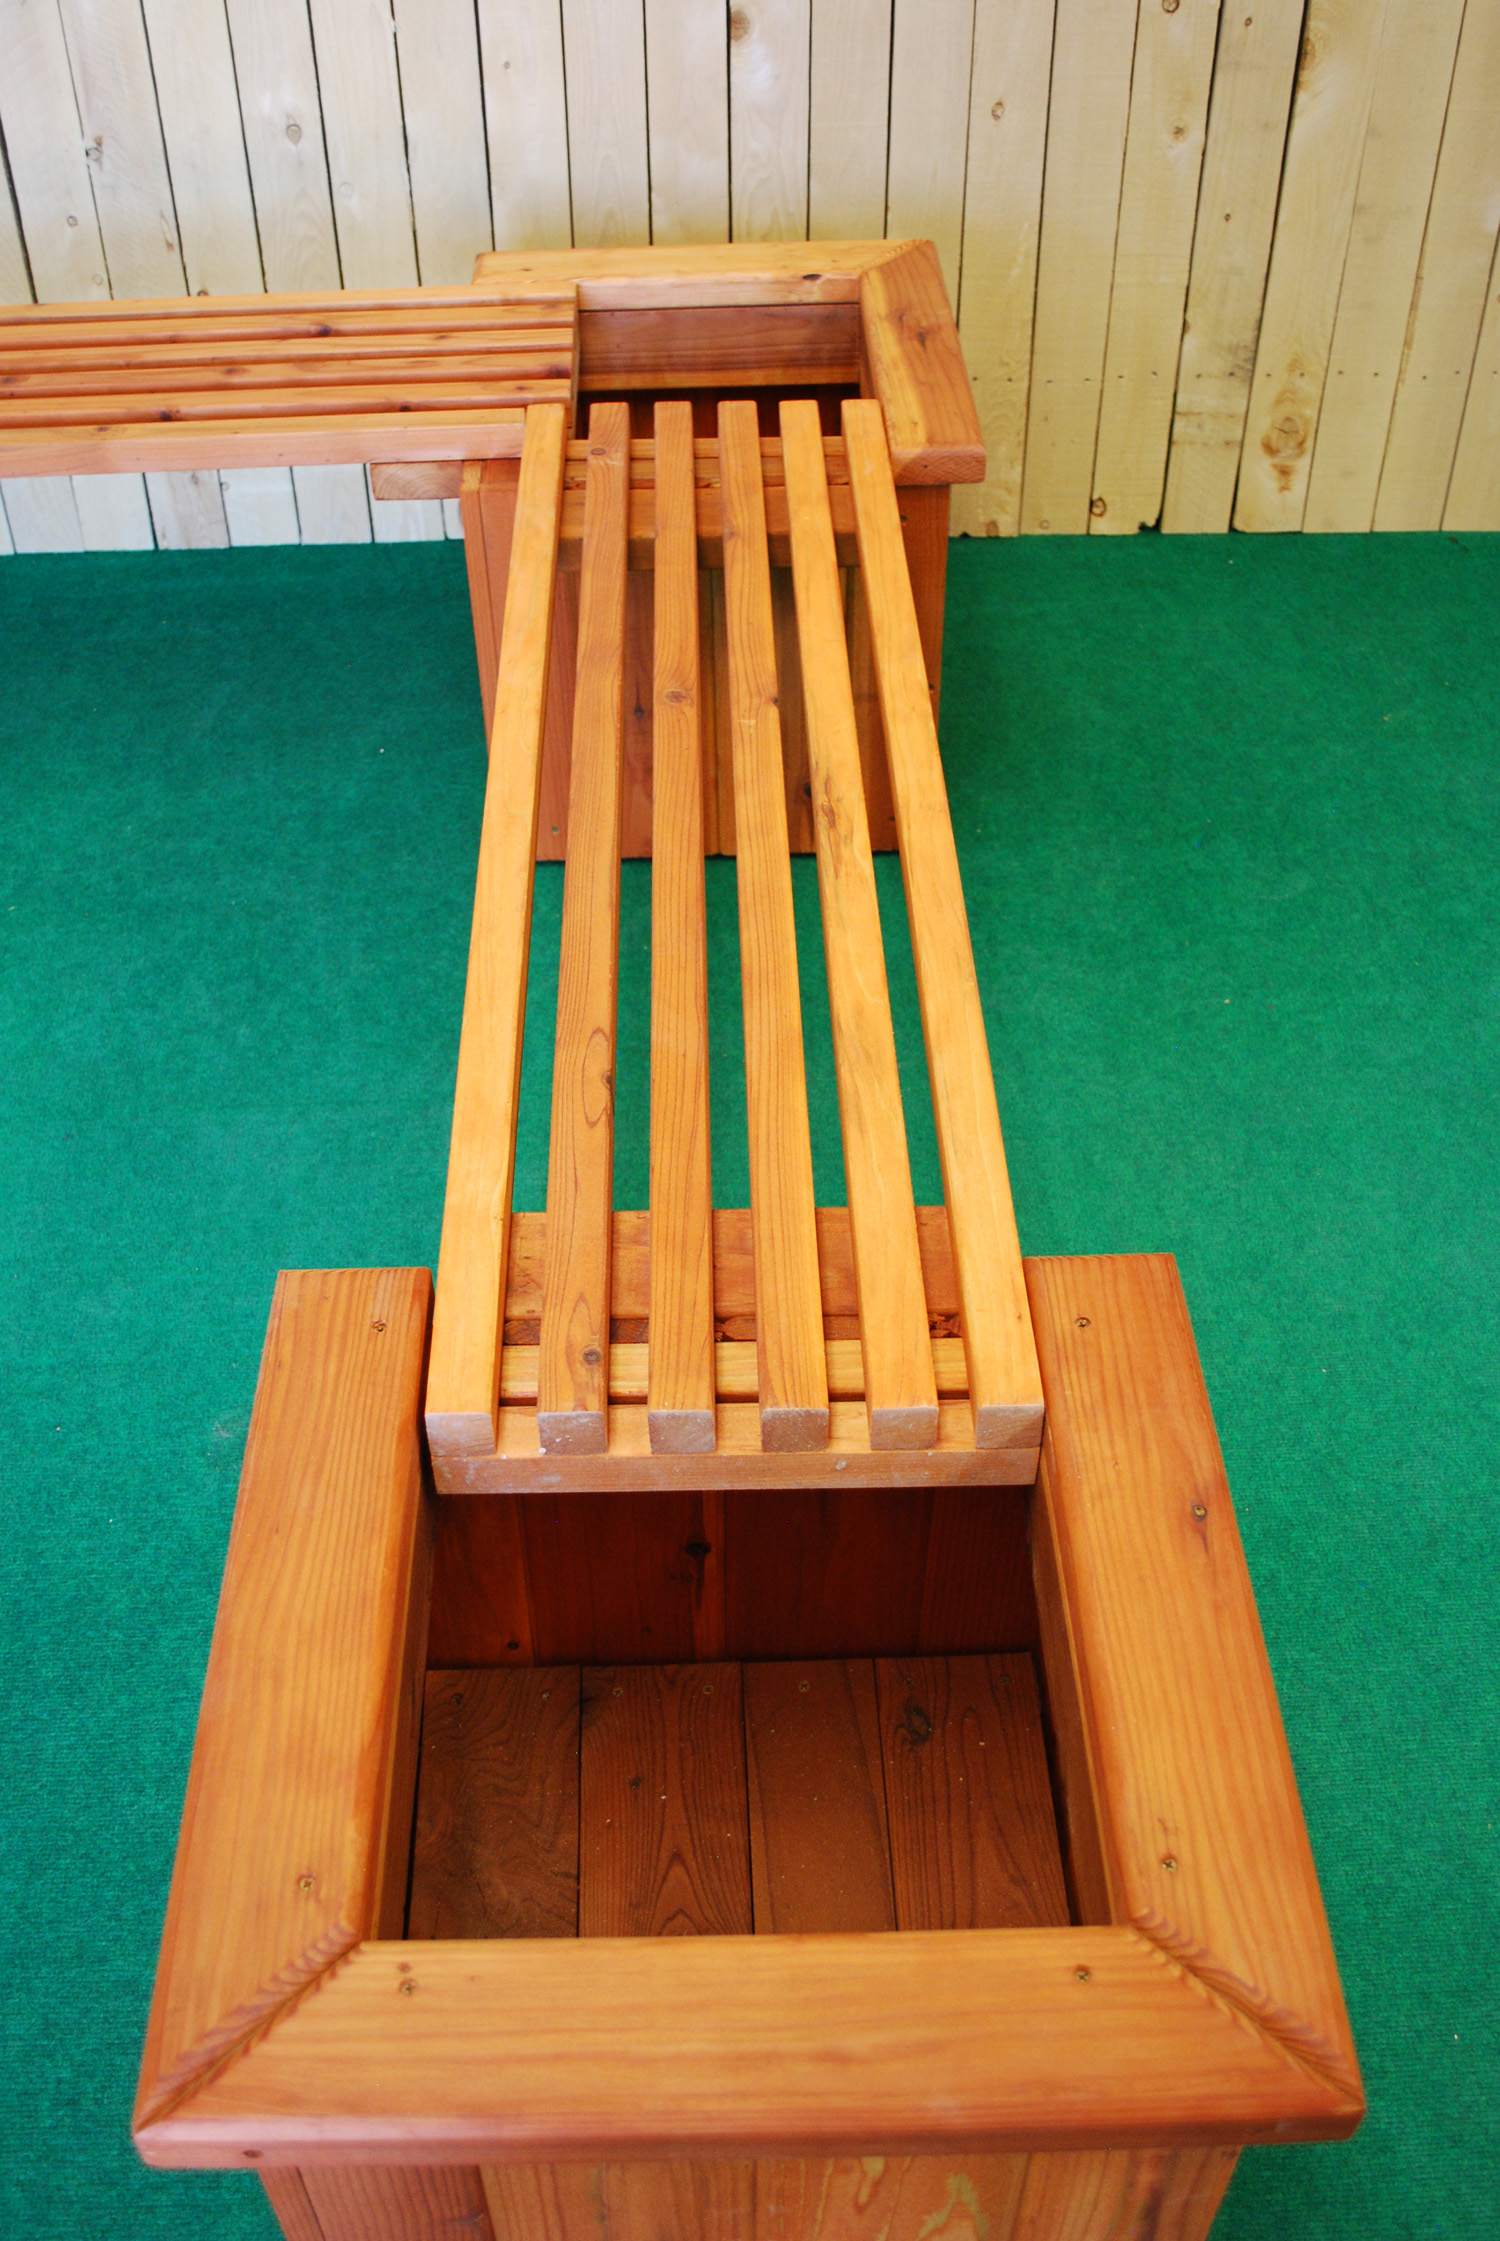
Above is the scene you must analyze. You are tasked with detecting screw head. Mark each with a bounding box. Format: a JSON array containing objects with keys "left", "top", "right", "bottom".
[
  {"left": 1192, "top": 1502, "right": 1208, "bottom": 1519},
  {"left": 1075, "top": 1966, "right": 1092, "bottom": 1982},
  {"left": 1075, "top": 1315, "right": 1091, "bottom": 1329},
  {"left": 371, "top": 1318, "right": 386, "bottom": 1333},
  {"left": 1162, "top": 1854, "right": 1179, "bottom": 1872}
]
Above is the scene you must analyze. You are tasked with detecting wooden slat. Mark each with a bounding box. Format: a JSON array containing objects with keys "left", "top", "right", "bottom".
[
  {"left": 0, "top": 411, "right": 535, "bottom": 480},
  {"left": 1018, "top": 0, "right": 1139, "bottom": 533},
  {"left": 648, "top": 401, "right": 715, "bottom": 1454},
  {"left": 643, "top": 0, "right": 729, "bottom": 244},
  {"left": 1089, "top": 0, "right": 1221, "bottom": 535},
  {"left": 885, "top": 0, "right": 975, "bottom": 303},
  {"left": 876, "top": 1654, "right": 1069, "bottom": 1930},
  {"left": 1161, "top": 0, "right": 1313, "bottom": 533},
  {"left": 579, "top": 1664, "right": 753, "bottom": 1937},
  {"left": 133, "top": 1268, "right": 433, "bottom": 2130},
  {"left": 1304, "top": 0, "right": 1467, "bottom": 532},
  {"left": 426, "top": 404, "right": 567, "bottom": 1461},
  {"left": 719, "top": 398, "right": 829, "bottom": 1453},
  {"left": 844, "top": 400, "right": 1042, "bottom": 1450},
  {"left": 1233, "top": 0, "right": 1389, "bottom": 532},
  {"left": 949, "top": 0, "right": 1056, "bottom": 538},
  {"left": 410, "top": 1669, "right": 580, "bottom": 1939},
  {"left": 729, "top": 0, "right": 811, "bottom": 243},
  {"left": 781, "top": 399, "right": 936, "bottom": 1449},
  {"left": 497, "top": 1333, "right": 972, "bottom": 1406},
  {"left": 537, "top": 401, "right": 630, "bottom": 1454},
  {"left": 744, "top": 1660, "right": 895, "bottom": 1932},
  {"left": 1375, "top": 0, "right": 1500, "bottom": 531}
]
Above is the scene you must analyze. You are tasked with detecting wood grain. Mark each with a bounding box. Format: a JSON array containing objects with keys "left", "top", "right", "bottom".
[
  {"left": 859, "top": 242, "right": 984, "bottom": 484},
  {"left": 719, "top": 398, "right": 828, "bottom": 1452},
  {"left": 428, "top": 1493, "right": 534, "bottom": 1667},
  {"left": 844, "top": 400, "right": 1042, "bottom": 1450},
  {"left": 538, "top": 401, "right": 629, "bottom": 1453},
  {"left": 134, "top": 1268, "right": 432, "bottom": 2130},
  {"left": 410, "top": 1670, "right": 580, "bottom": 1940},
  {"left": 782, "top": 398, "right": 936, "bottom": 1449},
  {"left": 877, "top": 1655, "right": 1069, "bottom": 1932},
  {"left": 580, "top": 1664, "right": 753, "bottom": 1938},
  {"left": 1008, "top": 2145, "right": 1238, "bottom": 2241},
  {"left": 300, "top": 2163, "right": 495, "bottom": 2241},
  {"left": 744, "top": 1660, "right": 895, "bottom": 1933},
  {"left": 520, "top": 1491, "right": 712, "bottom": 1666},
  {"left": 649, "top": 400, "right": 715, "bottom": 1453},
  {"left": 754, "top": 2154, "right": 1028, "bottom": 2241},
  {"left": 427, "top": 403, "right": 567, "bottom": 1459}
]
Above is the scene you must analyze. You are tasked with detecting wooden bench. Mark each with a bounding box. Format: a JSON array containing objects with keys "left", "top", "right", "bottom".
[{"left": 0, "top": 242, "right": 1362, "bottom": 2238}]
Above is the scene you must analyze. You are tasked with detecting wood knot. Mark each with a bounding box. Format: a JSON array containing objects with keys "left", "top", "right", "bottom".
[{"left": 900, "top": 1702, "right": 933, "bottom": 1747}]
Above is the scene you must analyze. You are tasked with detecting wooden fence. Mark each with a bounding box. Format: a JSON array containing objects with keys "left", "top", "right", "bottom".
[{"left": 1, "top": 0, "right": 1497, "bottom": 554}]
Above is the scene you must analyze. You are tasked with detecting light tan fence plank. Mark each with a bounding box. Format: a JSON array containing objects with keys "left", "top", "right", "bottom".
[
  {"left": 950, "top": 0, "right": 1056, "bottom": 539},
  {"left": 845, "top": 399, "right": 1040, "bottom": 1448},
  {"left": 1161, "top": 0, "right": 1306, "bottom": 533},
  {"left": 145, "top": 470, "right": 229, "bottom": 548},
  {"left": 537, "top": 402, "right": 630, "bottom": 1454},
  {"left": 886, "top": 0, "right": 977, "bottom": 303},
  {"left": 1304, "top": 0, "right": 1467, "bottom": 534},
  {"left": 649, "top": 401, "right": 716, "bottom": 1455},
  {"left": 391, "top": 0, "right": 494, "bottom": 284},
  {"left": 562, "top": 0, "right": 651, "bottom": 250},
  {"left": 1019, "top": 0, "right": 1140, "bottom": 535},
  {"left": 476, "top": 0, "right": 573, "bottom": 252},
  {"left": 427, "top": 404, "right": 568, "bottom": 1466},
  {"left": 1234, "top": 0, "right": 1390, "bottom": 532},
  {"left": 1090, "top": 0, "right": 1220, "bottom": 535},
  {"left": 782, "top": 400, "right": 937, "bottom": 1450},
  {"left": 73, "top": 473, "right": 155, "bottom": 549},
  {"left": 1375, "top": 0, "right": 1500, "bottom": 531},
  {"left": 306, "top": 0, "right": 419, "bottom": 289},
  {"left": 730, "top": 0, "right": 811, "bottom": 243},
  {"left": 645, "top": 0, "right": 729, "bottom": 245},
  {"left": 54, "top": 0, "right": 186, "bottom": 296},
  {"left": 0, "top": 0, "right": 110, "bottom": 302},
  {"left": 224, "top": 0, "right": 342, "bottom": 293},
  {"left": 1443, "top": 236, "right": 1500, "bottom": 531},
  {"left": 809, "top": 0, "right": 893, "bottom": 239},
  {"left": 140, "top": 0, "right": 265, "bottom": 293},
  {"left": 1, "top": 474, "right": 82, "bottom": 550},
  {"left": 719, "top": 399, "right": 828, "bottom": 1453}
]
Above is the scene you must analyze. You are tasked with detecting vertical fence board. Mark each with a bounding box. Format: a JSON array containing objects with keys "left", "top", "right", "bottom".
[
  {"left": 1234, "top": 0, "right": 1390, "bottom": 532},
  {"left": 0, "top": 0, "right": 110, "bottom": 300},
  {"left": 2, "top": 474, "right": 82, "bottom": 551},
  {"left": 730, "top": 0, "right": 811, "bottom": 242},
  {"left": 392, "top": 0, "right": 495, "bottom": 283},
  {"left": 1161, "top": 0, "right": 1306, "bottom": 533},
  {"left": 74, "top": 473, "right": 155, "bottom": 549},
  {"left": 562, "top": 0, "right": 650, "bottom": 249},
  {"left": 645, "top": 0, "right": 730, "bottom": 244},
  {"left": 1019, "top": 0, "right": 1140, "bottom": 535},
  {"left": 1089, "top": 0, "right": 1221, "bottom": 535},
  {"left": 886, "top": 0, "right": 977, "bottom": 302},
  {"left": 1443, "top": 233, "right": 1500, "bottom": 531},
  {"left": 140, "top": 0, "right": 265, "bottom": 292},
  {"left": 54, "top": 0, "right": 186, "bottom": 296},
  {"left": 809, "top": 0, "right": 893, "bottom": 239},
  {"left": 225, "top": 0, "right": 343, "bottom": 292},
  {"left": 307, "top": 0, "right": 419, "bottom": 288},
  {"left": 1304, "top": 0, "right": 1467, "bottom": 533},
  {"left": 476, "top": 0, "right": 573, "bottom": 251},
  {"left": 1375, "top": 0, "right": 1500, "bottom": 531}
]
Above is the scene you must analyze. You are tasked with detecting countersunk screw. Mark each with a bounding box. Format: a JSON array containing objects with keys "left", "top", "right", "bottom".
[
  {"left": 1162, "top": 1855, "right": 1179, "bottom": 1872},
  {"left": 399, "top": 1979, "right": 418, "bottom": 1995},
  {"left": 371, "top": 1318, "right": 386, "bottom": 1332},
  {"left": 1192, "top": 1502, "right": 1208, "bottom": 1519},
  {"left": 298, "top": 1874, "right": 315, "bottom": 1893},
  {"left": 1075, "top": 1966, "right": 1092, "bottom": 1982},
  {"left": 1075, "top": 1315, "right": 1091, "bottom": 1328}
]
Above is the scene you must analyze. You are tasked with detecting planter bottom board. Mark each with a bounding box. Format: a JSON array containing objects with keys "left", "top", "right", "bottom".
[{"left": 408, "top": 1656, "right": 1069, "bottom": 1942}]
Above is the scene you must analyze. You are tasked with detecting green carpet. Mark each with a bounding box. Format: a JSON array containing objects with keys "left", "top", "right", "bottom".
[{"left": 1, "top": 528, "right": 1495, "bottom": 2238}]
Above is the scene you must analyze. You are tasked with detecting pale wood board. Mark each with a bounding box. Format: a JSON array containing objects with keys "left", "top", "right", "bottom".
[
  {"left": 1304, "top": 0, "right": 1467, "bottom": 533},
  {"left": 644, "top": 0, "right": 730, "bottom": 245},
  {"left": 561, "top": 0, "right": 651, "bottom": 250},
  {"left": 808, "top": 0, "right": 893, "bottom": 239},
  {"left": 1443, "top": 234, "right": 1500, "bottom": 530},
  {"left": 719, "top": 399, "right": 829, "bottom": 1452},
  {"left": 845, "top": 400, "right": 1040, "bottom": 1448},
  {"left": 145, "top": 470, "right": 229, "bottom": 548},
  {"left": 648, "top": 402, "right": 716, "bottom": 1454},
  {"left": 1018, "top": 0, "right": 1139, "bottom": 534},
  {"left": 0, "top": 0, "right": 112, "bottom": 301},
  {"left": 730, "top": 0, "right": 812, "bottom": 242},
  {"left": 474, "top": 0, "right": 573, "bottom": 253},
  {"left": 1161, "top": 0, "right": 1307, "bottom": 533},
  {"left": 138, "top": 0, "right": 265, "bottom": 293},
  {"left": 427, "top": 403, "right": 567, "bottom": 1456},
  {"left": 221, "top": 466, "right": 302, "bottom": 544},
  {"left": 306, "top": 0, "right": 419, "bottom": 289},
  {"left": 0, "top": 489, "right": 14, "bottom": 554},
  {"left": 390, "top": 0, "right": 494, "bottom": 285},
  {"left": 1, "top": 472, "right": 82, "bottom": 549},
  {"left": 782, "top": 398, "right": 937, "bottom": 1449},
  {"left": 885, "top": 0, "right": 977, "bottom": 302},
  {"left": 1375, "top": 0, "right": 1500, "bottom": 531},
  {"left": 1090, "top": 0, "right": 1221, "bottom": 535},
  {"left": 292, "top": 462, "right": 372, "bottom": 542},
  {"left": 537, "top": 402, "right": 629, "bottom": 1451},
  {"left": 223, "top": 0, "right": 342, "bottom": 294},
  {"left": 1234, "top": 0, "right": 1390, "bottom": 531},
  {"left": 74, "top": 470, "right": 156, "bottom": 549},
  {"left": 54, "top": 0, "right": 186, "bottom": 296},
  {"left": 369, "top": 477, "right": 446, "bottom": 541},
  {"left": 950, "top": 0, "right": 1056, "bottom": 538}
]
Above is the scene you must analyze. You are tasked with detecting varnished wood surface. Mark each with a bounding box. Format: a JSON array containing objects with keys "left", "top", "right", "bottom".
[
  {"left": 538, "top": 402, "right": 630, "bottom": 1452},
  {"left": 580, "top": 1665, "right": 754, "bottom": 1938},
  {"left": 719, "top": 399, "right": 828, "bottom": 1452},
  {"left": 743, "top": 1661, "right": 895, "bottom": 1935},
  {"left": 134, "top": 1268, "right": 432, "bottom": 2131},
  {"left": 877, "top": 1656, "right": 1068, "bottom": 1932},
  {"left": 859, "top": 242, "right": 985, "bottom": 484},
  {"left": 299, "top": 2164, "right": 496, "bottom": 2241},
  {"left": 648, "top": 403, "right": 715, "bottom": 1453},
  {"left": 410, "top": 1671, "right": 580, "bottom": 1941},
  {"left": 426, "top": 409, "right": 567, "bottom": 1461}
]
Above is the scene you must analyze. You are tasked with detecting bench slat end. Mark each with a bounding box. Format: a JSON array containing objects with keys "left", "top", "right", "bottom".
[
  {"left": 973, "top": 1400, "right": 1046, "bottom": 1451},
  {"left": 648, "top": 1408, "right": 718, "bottom": 1456},
  {"left": 538, "top": 1409, "right": 610, "bottom": 1456},
  {"left": 868, "top": 1403, "right": 942, "bottom": 1452},
  {"left": 759, "top": 1405, "right": 831, "bottom": 1454}
]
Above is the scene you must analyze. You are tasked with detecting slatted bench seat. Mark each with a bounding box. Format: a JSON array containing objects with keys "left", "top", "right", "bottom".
[{"left": 425, "top": 394, "right": 1041, "bottom": 1495}]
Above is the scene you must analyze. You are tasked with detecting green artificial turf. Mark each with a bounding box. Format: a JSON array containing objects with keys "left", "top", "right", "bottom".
[{"left": 1, "top": 528, "right": 1496, "bottom": 2239}]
